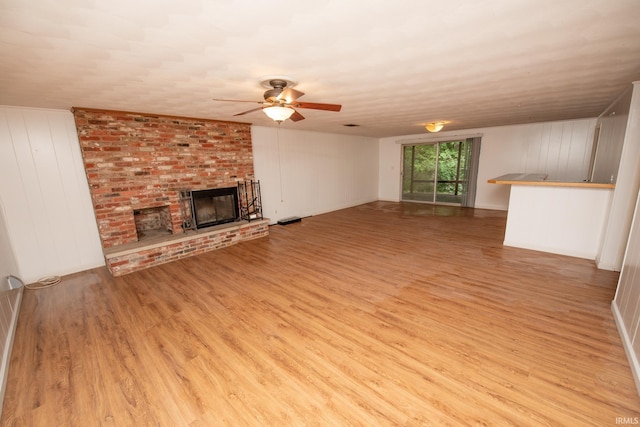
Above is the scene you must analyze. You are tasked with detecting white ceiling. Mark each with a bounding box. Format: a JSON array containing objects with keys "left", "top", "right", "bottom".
[{"left": 1, "top": 0, "right": 639, "bottom": 138}]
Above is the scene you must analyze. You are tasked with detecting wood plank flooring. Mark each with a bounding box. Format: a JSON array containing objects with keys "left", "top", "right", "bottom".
[{"left": 2, "top": 201, "right": 639, "bottom": 425}]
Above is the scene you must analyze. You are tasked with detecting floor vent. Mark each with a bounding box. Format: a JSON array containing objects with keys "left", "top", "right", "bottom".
[{"left": 277, "top": 217, "right": 302, "bottom": 225}]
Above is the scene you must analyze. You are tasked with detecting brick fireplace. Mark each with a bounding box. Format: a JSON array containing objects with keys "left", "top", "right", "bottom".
[{"left": 73, "top": 108, "right": 269, "bottom": 275}]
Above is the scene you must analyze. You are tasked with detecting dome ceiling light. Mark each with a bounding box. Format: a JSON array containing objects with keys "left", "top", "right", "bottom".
[
  {"left": 425, "top": 122, "right": 446, "bottom": 132},
  {"left": 263, "top": 106, "right": 295, "bottom": 122}
]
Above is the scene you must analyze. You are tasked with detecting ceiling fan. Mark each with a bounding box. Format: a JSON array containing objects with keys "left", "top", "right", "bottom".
[{"left": 212, "top": 79, "right": 342, "bottom": 123}]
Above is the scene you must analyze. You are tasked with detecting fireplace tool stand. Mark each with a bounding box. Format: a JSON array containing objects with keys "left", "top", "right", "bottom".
[
  {"left": 238, "top": 180, "right": 263, "bottom": 222},
  {"left": 179, "top": 189, "right": 197, "bottom": 232}
]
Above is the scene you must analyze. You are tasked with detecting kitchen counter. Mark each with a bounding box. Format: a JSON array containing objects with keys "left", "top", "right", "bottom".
[
  {"left": 488, "top": 173, "right": 614, "bottom": 259},
  {"left": 487, "top": 173, "right": 615, "bottom": 189}
]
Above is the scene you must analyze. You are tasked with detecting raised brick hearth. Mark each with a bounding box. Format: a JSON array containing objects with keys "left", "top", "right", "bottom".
[
  {"left": 73, "top": 108, "right": 268, "bottom": 275},
  {"left": 105, "top": 219, "right": 269, "bottom": 276}
]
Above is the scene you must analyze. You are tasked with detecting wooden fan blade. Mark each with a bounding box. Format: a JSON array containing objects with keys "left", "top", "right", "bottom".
[
  {"left": 294, "top": 101, "right": 342, "bottom": 112},
  {"left": 290, "top": 110, "right": 305, "bottom": 122},
  {"left": 278, "top": 87, "right": 305, "bottom": 103},
  {"left": 212, "top": 98, "right": 262, "bottom": 104},
  {"left": 234, "top": 107, "right": 264, "bottom": 116}
]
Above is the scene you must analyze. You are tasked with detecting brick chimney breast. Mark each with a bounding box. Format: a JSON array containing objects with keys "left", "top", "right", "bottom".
[{"left": 72, "top": 108, "right": 255, "bottom": 250}]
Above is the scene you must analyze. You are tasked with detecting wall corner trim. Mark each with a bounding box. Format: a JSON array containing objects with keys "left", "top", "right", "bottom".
[
  {"left": 612, "top": 300, "right": 640, "bottom": 396},
  {"left": 0, "top": 287, "right": 23, "bottom": 417}
]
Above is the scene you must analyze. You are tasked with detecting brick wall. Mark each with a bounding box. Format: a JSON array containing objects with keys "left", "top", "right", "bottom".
[{"left": 73, "top": 108, "right": 255, "bottom": 249}]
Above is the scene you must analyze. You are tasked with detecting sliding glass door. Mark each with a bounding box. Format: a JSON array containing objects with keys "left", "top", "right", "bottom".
[
  {"left": 402, "top": 144, "right": 438, "bottom": 202},
  {"left": 402, "top": 138, "right": 480, "bottom": 207}
]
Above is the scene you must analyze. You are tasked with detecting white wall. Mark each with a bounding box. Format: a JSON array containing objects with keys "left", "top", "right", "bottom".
[
  {"left": 0, "top": 197, "right": 22, "bottom": 418},
  {"left": 0, "top": 199, "right": 18, "bottom": 282},
  {"left": 252, "top": 126, "right": 379, "bottom": 223},
  {"left": 598, "top": 82, "right": 640, "bottom": 271},
  {"left": 0, "top": 106, "right": 104, "bottom": 283},
  {"left": 591, "top": 87, "right": 633, "bottom": 184},
  {"left": 378, "top": 118, "right": 596, "bottom": 210},
  {"left": 613, "top": 183, "right": 640, "bottom": 395},
  {"left": 503, "top": 185, "right": 613, "bottom": 259}
]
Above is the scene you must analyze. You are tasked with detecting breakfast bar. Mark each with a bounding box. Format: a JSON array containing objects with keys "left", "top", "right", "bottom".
[{"left": 488, "top": 173, "right": 615, "bottom": 259}]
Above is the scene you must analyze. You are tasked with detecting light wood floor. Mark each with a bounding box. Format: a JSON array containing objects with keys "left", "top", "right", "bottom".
[{"left": 2, "top": 201, "right": 639, "bottom": 425}]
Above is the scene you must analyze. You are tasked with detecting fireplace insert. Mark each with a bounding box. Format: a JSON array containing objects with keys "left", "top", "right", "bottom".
[{"left": 191, "top": 187, "right": 239, "bottom": 229}]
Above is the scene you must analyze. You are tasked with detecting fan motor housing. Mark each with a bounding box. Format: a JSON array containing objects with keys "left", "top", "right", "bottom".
[
  {"left": 263, "top": 88, "right": 283, "bottom": 102},
  {"left": 261, "top": 78, "right": 295, "bottom": 102}
]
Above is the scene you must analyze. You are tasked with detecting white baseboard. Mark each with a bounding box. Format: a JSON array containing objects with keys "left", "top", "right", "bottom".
[
  {"left": 503, "top": 239, "right": 596, "bottom": 260},
  {"left": 0, "top": 287, "right": 23, "bottom": 417},
  {"left": 596, "top": 259, "right": 621, "bottom": 272},
  {"left": 612, "top": 301, "right": 640, "bottom": 396}
]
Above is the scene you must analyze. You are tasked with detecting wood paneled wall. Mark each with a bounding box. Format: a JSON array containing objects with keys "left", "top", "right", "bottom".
[
  {"left": 0, "top": 283, "right": 21, "bottom": 418},
  {"left": 0, "top": 107, "right": 104, "bottom": 283},
  {"left": 613, "top": 186, "right": 640, "bottom": 394},
  {"left": 591, "top": 87, "right": 632, "bottom": 183},
  {"left": 251, "top": 126, "right": 379, "bottom": 223},
  {"left": 612, "top": 81, "right": 640, "bottom": 393},
  {"left": 598, "top": 82, "right": 640, "bottom": 271},
  {"left": 0, "top": 199, "right": 22, "bottom": 417}
]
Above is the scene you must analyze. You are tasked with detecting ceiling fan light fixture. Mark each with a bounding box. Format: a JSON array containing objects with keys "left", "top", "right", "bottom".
[
  {"left": 263, "top": 106, "right": 295, "bottom": 122},
  {"left": 425, "top": 122, "right": 445, "bottom": 132}
]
